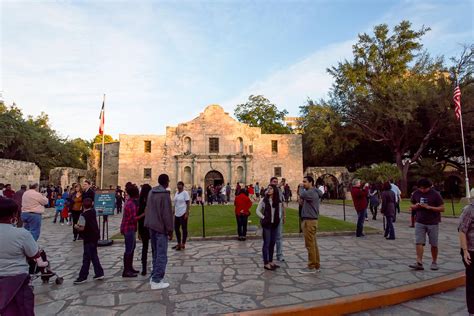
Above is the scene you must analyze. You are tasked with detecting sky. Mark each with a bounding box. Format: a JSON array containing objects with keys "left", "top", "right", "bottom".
[{"left": 1, "top": 0, "right": 473, "bottom": 140}]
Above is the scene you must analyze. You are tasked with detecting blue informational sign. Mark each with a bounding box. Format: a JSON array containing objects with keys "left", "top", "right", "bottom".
[{"left": 94, "top": 190, "right": 116, "bottom": 216}]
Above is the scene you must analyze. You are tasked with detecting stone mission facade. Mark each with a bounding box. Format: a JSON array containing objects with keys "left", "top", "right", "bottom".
[{"left": 92, "top": 105, "right": 303, "bottom": 191}]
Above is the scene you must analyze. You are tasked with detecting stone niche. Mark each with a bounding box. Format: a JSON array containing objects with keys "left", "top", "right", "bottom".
[
  {"left": 49, "top": 167, "right": 94, "bottom": 188},
  {"left": 0, "top": 159, "right": 41, "bottom": 191}
]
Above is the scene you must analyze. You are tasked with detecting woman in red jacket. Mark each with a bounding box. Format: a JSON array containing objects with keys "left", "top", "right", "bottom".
[{"left": 234, "top": 189, "right": 253, "bottom": 241}]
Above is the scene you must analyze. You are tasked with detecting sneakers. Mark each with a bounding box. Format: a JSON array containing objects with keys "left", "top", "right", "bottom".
[
  {"left": 299, "top": 267, "right": 320, "bottom": 274},
  {"left": 277, "top": 258, "right": 285, "bottom": 262},
  {"left": 73, "top": 278, "right": 87, "bottom": 285},
  {"left": 93, "top": 275, "right": 105, "bottom": 280},
  {"left": 409, "top": 262, "right": 424, "bottom": 270},
  {"left": 430, "top": 262, "right": 439, "bottom": 271},
  {"left": 150, "top": 280, "right": 170, "bottom": 290}
]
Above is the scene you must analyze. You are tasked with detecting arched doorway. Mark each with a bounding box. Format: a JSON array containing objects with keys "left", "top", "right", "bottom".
[
  {"left": 318, "top": 174, "right": 340, "bottom": 199},
  {"left": 205, "top": 170, "right": 224, "bottom": 188}
]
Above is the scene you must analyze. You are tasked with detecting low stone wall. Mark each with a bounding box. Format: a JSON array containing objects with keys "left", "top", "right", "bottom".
[
  {"left": 49, "top": 167, "right": 94, "bottom": 188},
  {"left": 0, "top": 159, "right": 40, "bottom": 191}
]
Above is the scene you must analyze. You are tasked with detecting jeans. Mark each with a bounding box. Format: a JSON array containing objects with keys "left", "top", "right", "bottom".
[
  {"left": 236, "top": 215, "right": 249, "bottom": 237},
  {"left": 262, "top": 225, "right": 277, "bottom": 264},
  {"left": 79, "top": 242, "right": 104, "bottom": 279},
  {"left": 462, "top": 249, "right": 474, "bottom": 313},
  {"left": 384, "top": 216, "right": 395, "bottom": 239},
  {"left": 302, "top": 219, "right": 320, "bottom": 269},
  {"left": 150, "top": 229, "right": 168, "bottom": 283},
  {"left": 356, "top": 209, "right": 367, "bottom": 237},
  {"left": 124, "top": 231, "right": 136, "bottom": 255},
  {"left": 174, "top": 215, "right": 188, "bottom": 245},
  {"left": 370, "top": 204, "right": 378, "bottom": 219},
  {"left": 21, "top": 212, "right": 42, "bottom": 241}
]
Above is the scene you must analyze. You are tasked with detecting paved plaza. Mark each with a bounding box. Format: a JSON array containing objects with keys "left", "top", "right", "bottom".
[{"left": 33, "top": 204, "right": 466, "bottom": 315}]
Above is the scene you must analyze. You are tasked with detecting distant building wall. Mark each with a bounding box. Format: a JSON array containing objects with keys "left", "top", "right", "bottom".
[
  {"left": 49, "top": 167, "right": 93, "bottom": 188},
  {"left": 92, "top": 142, "right": 120, "bottom": 188},
  {"left": 0, "top": 159, "right": 40, "bottom": 191}
]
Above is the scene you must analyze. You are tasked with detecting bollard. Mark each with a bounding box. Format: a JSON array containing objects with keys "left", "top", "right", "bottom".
[
  {"left": 451, "top": 195, "right": 455, "bottom": 216},
  {"left": 201, "top": 203, "right": 206, "bottom": 238},
  {"left": 343, "top": 198, "right": 346, "bottom": 221}
]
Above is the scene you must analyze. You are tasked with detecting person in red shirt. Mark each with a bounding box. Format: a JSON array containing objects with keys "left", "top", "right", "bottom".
[
  {"left": 351, "top": 179, "right": 369, "bottom": 237},
  {"left": 3, "top": 184, "right": 15, "bottom": 199},
  {"left": 234, "top": 189, "right": 253, "bottom": 241}
]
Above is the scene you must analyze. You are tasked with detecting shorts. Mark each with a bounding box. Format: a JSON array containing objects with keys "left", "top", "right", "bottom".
[{"left": 415, "top": 223, "right": 439, "bottom": 247}]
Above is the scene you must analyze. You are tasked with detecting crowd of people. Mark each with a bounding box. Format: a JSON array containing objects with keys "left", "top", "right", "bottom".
[{"left": 0, "top": 175, "right": 473, "bottom": 314}]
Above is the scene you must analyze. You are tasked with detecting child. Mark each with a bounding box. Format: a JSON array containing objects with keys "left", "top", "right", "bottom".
[
  {"left": 61, "top": 200, "right": 69, "bottom": 225},
  {"left": 73, "top": 198, "right": 104, "bottom": 284},
  {"left": 53, "top": 194, "right": 65, "bottom": 224}
]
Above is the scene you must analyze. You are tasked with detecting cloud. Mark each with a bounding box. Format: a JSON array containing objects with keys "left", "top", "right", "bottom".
[
  {"left": 223, "top": 0, "right": 472, "bottom": 117},
  {"left": 221, "top": 40, "right": 354, "bottom": 115}
]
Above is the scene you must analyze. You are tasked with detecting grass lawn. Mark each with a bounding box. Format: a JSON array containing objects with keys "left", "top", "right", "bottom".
[
  {"left": 112, "top": 204, "right": 360, "bottom": 239},
  {"left": 325, "top": 198, "right": 469, "bottom": 216}
]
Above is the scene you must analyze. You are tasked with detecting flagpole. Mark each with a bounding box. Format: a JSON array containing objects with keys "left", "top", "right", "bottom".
[
  {"left": 459, "top": 110, "right": 471, "bottom": 198},
  {"left": 101, "top": 94, "right": 105, "bottom": 190}
]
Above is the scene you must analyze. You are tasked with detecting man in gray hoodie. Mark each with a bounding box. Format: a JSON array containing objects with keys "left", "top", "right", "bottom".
[
  {"left": 298, "top": 175, "right": 323, "bottom": 274},
  {"left": 145, "top": 174, "right": 174, "bottom": 290}
]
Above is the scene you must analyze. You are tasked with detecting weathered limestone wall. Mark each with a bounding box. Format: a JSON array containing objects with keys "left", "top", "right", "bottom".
[
  {"left": 49, "top": 167, "right": 92, "bottom": 188},
  {"left": 252, "top": 134, "right": 303, "bottom": 191},
  {"left": 95, "top": 105, "right": 304, "bottom": 191},
  {"left": 0, "top": 159, "right": 40, "bottom": 190},
  {"left": 117, "top": 135, "right": 166, "bottom": 187},
  {"left": 92, "top": 142, "right": 120, "bottom": 188}
]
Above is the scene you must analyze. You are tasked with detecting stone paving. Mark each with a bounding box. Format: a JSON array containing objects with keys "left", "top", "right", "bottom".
[
  {"left": 351, "top": 287, "right": 468, "bottom": 315},
  {"left": 33, "top": 203, "right": 466, "bottom": 315}
]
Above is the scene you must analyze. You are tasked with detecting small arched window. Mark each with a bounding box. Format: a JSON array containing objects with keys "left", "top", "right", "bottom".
[
  {"left": 184, "top": 137, "right": 191, "bottom": 153},
  {"left": 236, "top": 137, "right": 243, "bottom": 153},
  {"left": 236, "top": 166, "right": 244, "bottom": 183},
  {"left": 184, "top": 166, "right": 192, "bottom": 185}
]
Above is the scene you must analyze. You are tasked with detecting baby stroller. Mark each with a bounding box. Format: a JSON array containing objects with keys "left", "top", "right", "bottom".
[{"left": 28, "top": 249, "right": 63, "bottom": 285}]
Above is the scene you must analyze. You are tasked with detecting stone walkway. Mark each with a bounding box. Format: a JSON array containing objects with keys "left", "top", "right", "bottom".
[
  {"left": 33, "top": 203, "right": 466, "bottom": 315},
  {"left": 351, "top": 287, "right": 468, "bottom": 315}
]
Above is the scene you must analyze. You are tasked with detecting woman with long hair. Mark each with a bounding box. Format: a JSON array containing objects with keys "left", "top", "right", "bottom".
[
  {"left": 70, "top": 184, "right": 83, "bottom": 241},
  {"left": 137, "top": 184, "right": 152, "bottom": 275},
  {"left": 256, "top": 185, "right": 281, "bottom": 271}
]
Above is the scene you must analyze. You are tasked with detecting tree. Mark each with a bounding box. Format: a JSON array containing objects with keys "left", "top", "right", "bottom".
[
  {"left": 235, "top": 95, "right": 292, "bottom": 134},
  {"left": 328, "top": 21, "right": 453, "bottom": 195},
  {"left": 422, "top": 45, "right": 474, "bottom": 167},
  {"left": 354, "top": 162, "right": 401, "bottom": 184},
  {"left": 299, "top": 99, "right": 358, "bottom": 166},
  {"left": 92, "top": 134, "right": 114, "bottom": 145},
  {"left": 0, "top": 103, "right": 91, "bottom": 179}
]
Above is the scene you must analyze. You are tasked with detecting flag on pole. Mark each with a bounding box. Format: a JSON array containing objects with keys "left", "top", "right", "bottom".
[
  {"left": 99, "top": 101, "right": 105, "bottom": 135},
  {"left": 453, "top": 85, "right": 461, "bottom": 120}
]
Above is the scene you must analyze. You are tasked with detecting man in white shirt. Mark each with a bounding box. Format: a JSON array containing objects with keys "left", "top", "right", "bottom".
[
  {"left": 173, "top": 181, "right": 190, "bottom": 251},
  {"left": 390, "top": 180, "right": 401, "bottom": 221}
]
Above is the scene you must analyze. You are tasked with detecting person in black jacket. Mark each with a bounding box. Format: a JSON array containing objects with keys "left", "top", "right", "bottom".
[
  {"left": 82, "top": 180, "right": 95, "bottom": 203},
  {"left": 73, "top": 198, "right": 104, "bottom": 284},
  {"left": 137, "top": 184, "right": 152, "bottom": 275},
  {"left": 381, "top": 181, "right": 396, "bottom": 240}
]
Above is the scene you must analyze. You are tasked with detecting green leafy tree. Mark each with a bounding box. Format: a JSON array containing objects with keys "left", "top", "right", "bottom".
[
  {"left": 235, "top": 95, "right": 292, "bottom": 134},
  {"left": 354, "top": 162, "right": 401, "bottom": 184},
  {"left": 0, "top": 103, "right": 91, "bottom": 179},
  {"left": 299, "top": 99, "right": 358, "bottom": 166},
  {"left": 92, "top": 134, "right": 114, "bottom": 145},
  {"left": 328, "top": 21, "right": 452, "bottom": 195}
]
